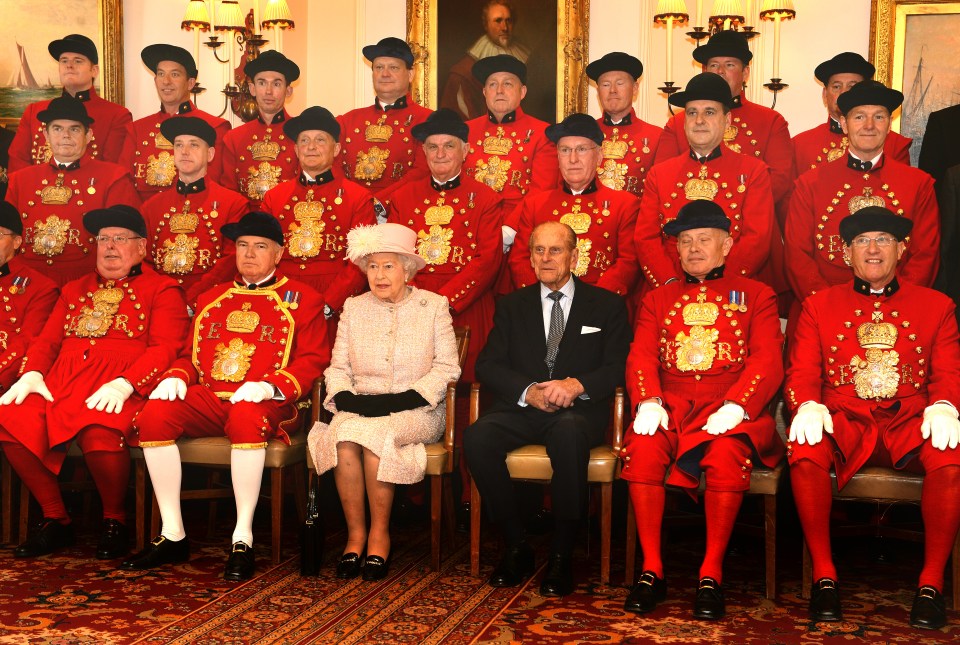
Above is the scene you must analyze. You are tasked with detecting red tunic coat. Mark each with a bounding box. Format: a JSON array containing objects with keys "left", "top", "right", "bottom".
[
  {"left": 464, "top": 107, "right": 558, "bottom": 215},
  {"left": 9, "top": 88, "right": 132, "bottom": 172},
  {"left": 259, "top": 174, "right": 378, "bottom": 311},
  {"left": 655, "top": 95, "right": 795, "bottom": 205},
  {"left": 784, "top": 280, "right": 960, "bottom": 488},
  {"left": 0, "top": 265, "right": 188, "bottom": 471},
  {"left": 118, "top": 102, "right": 232, "bottom": 202},
  {"left": 596, "top": 109, "right": 663, "bottom": 198},
  {"left": 784, "top": 154, "right": 939, "bottom": 300},
  {"left": 336, "top": 95, "right": 432, "bottom": 196},
  {"left": 0, "top": 260, "right": 58, "bottom": 389},
  {"left": 636, "top": 149, "right": 775, "bottom": 290},
  {"left": 509, "top": 183, "right": 640, "bottom": 297},
  {"left": 792, "top": 120, "right": 912, "bottom": 176},
  {"left": 385, "top": 175, "right": 504, "bottom": 380},
  {"left": 141, "top": 178, "right": 250, "bottom": 303},
  {"left": 219, "top": 111, "right": 300, "bottom": 205},
  {"left": 621, "top": 275, "right": 785, "bottom": 488},
  {"left": 6, "top": 159, "right": 141, "bottom": 286}
]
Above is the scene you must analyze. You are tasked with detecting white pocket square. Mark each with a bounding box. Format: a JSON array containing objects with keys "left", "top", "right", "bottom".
[{"left": 581, "top": 325, "right": 601, "bottom": 334}]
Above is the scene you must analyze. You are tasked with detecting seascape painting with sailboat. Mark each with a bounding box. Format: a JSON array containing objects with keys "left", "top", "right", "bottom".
[{"left": 0, "top": 43, "right": 61, "bottom": 119}]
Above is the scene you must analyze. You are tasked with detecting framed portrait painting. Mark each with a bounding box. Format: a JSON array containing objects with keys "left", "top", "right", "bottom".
[
  {"left": 0, "top": 0, "right": 124, "bottom": 127},
  {"left": 407, "top": 0, "right": 590, "bottom": 124},
  {"left": 870, "top": 0, "right": 960, "bottom": 165}
]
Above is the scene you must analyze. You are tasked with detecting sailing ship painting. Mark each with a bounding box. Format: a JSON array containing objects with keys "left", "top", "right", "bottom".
[{"left": 0, "top": 42, "right": 61, "bottom": 119}]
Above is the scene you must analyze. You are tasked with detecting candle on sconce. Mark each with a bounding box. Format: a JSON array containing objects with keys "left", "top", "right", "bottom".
[
  {"left": 772, "top": 15, "right": 782, "bottom": 77},
  {"left": 746, "top": 0, "right": 753, "bottom": 24},
  {"left": 253, "top": 0, "right": 260, "bottom": 34},
  {"left": 665, "top": 18, "right": 673, "bottom": 82},
  {"left": 696, "top": 0, "right": 703, "bottom": 25}
]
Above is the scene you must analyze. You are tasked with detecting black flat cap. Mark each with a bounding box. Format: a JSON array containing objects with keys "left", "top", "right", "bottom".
[
  {"left": 0, "top": 201, "right": 23, "bottom": 236},
  {"left": 222, "top": 211, "right": 285, "bottom": 246},
  {"left": 411, "top": 108, "right": 469, "bottom": 142},
  {"left": 160, "top": 116, "right": 217, "bottom": 147},
  {"left": 545, "top": 113, "right": 604, "bottom": 146},
  {"left": 84, "top": 205, "right": 147, "bottom": 237},
  {"left": 362, "top": 37, "right": 414, "bottom": 68},
  {"left": 472, "top": 54, "right": 527, "bottom": 84},
  {"left": 663, "top": 200, "right": 731, "bottom": 237},
  {"left": 283, "top": 106, "right": 340, "bottom": 142},
  {"left": 836, "top": 80, "right": 903, "bottom": 115},
  {"left": 48, "top": 34, "right": 98, "bottom": 64},
  {"left": 814, "top": 52, "right": 875, "bottom": 84},
  {"left": 839, "top": 206, "right": 913, "bottom": 244},
  {"left": 693, "top": 30, "right": 753, "bottom": 65},
  {"left": 668, "top": 72, "right": 733, "bottom": 109},
  {"left": 244, "top": 50, "right": 300, "bottom": 83},
  {"left": 37, "top": 95, "right": 94, "bottom": 126},
  {"left": 141, "top": 44, "right": 198, "bottom": 78},
  {"left": 586, "top": 52, "right": 643, "bottom": 81}
]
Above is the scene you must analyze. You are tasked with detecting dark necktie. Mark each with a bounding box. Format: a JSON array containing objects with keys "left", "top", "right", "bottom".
[{"left": 544, "top": 291, "right": 565, "bottom": 376}]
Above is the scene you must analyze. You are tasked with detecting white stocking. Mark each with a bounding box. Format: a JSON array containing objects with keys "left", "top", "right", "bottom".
[
  {"left": 144, "top": 444, "right": 186, "bottom": 541},
  {"left": 231, "top": 448, "right": 266, "bottom": 547}
]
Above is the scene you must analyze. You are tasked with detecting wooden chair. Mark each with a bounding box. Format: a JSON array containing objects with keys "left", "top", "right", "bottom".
[
  {"left": 468, "top": 385, "right": 625, "bottom": 586},
  {"left": 1, "top": 449, "right": 14, "bottom": 544},
  {"left": 799, "top": 467, "right": 960, "bottom": 611},
  {"left": 306, "top": 325, "right": 469, "bottom": 571}
]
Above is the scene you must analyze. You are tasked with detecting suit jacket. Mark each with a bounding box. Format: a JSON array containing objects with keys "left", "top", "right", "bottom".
[
  {"left": 935, "top": 163, "right": 960, "bottom": 321},
  {"left": 475, "top": 277, "right": 631, "bottom": 430},
  {"left": 919, "top": 104, "right": 960, "bottom": 186}
]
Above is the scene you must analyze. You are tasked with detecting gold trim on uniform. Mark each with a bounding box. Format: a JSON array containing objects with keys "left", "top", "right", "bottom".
[
  {"left": 684, "top": 165, "right": 719, "bottom": 201},
  {"left": 73, "top": 286, "right": 124, "bottom": 338},
  {"left": 674, "top": 292, "right": 721, "bottom": 372},
  {"left": 364, "top": 115, "right": 393, "bottom": 143},
  {"left": 354, "top": 146, "right": 389, "bottom": 181},
  {"left": 211, "top": 336, "right": 257, "bottom": 382},
  {"left": 145, "top": 151, "right": 177, "bottom": 187},
  {"left": 850, "top": 310, "right": 900, "bottom": 400},
  {"left": 288, "top": 190, "right": 326, "bottom": 258},
  {"left": 246, "top": 162, "right": 283, "bottom": 201},
  {"left": 482, "top": 127, "right": 512, "bottom": 155},
  {"left": 32, "top": 215, "right": 72, "bottom": 257},
  {"left": 424, "top": 198, "right": 454, "bottom": 226},
  {"left": 826, "top": 137, "right": 848, "bottom": 163},
  {"left": 597, "top": 159, "right": 627, "bottom": 191},
  {"left": 723, "top": 124, "right": 741, "bottom": 153},
  {"left": 250, "top": 135, "right": 281, "bottom": 161},
  {"left": 226, "top": 302, "right": 260, "bottom": 333},
  {"left": 601, "top": 132, "right": 628, "bottom": 159},
  {"left": 559, "top": 204, "right": 593, "bottom": 276},
  {"left": 848, "top": 186, "right": 886, "bottom": 214},
  {"left": 154, "top": 131, "right": 173, "bottom": 150},
  {"left": 168, "top": 205, "right": 199, "bottom": 233},
  {"left": 161, "top": 234, "right": 200, "bottom": 273},
  {"left": 40, "top": 175, "right": 72, "bottom": 205},
  {"left": 417, "top": 225, "right": 454, "bottom": 264},
  {"left": 474, "top": 155, "right": 511, "bottom": 192}
]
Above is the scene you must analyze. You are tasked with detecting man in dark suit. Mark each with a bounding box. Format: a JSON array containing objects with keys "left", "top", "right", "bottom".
[
  {"left": 919, "top": 104, "right": 960, "bottom": 187},
  {"left": 464, "top": 220, "right": 631, "bottom": 597}
]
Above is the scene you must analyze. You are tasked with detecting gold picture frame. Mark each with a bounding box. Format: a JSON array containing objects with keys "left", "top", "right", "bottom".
[
  {"left": 0, "top": 0, "right": 124, "bottom": 129},
  {"left": 406, "top": 0, "right": 590, "bottom": 123}
]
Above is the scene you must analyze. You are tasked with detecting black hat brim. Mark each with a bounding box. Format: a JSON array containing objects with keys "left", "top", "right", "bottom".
[
  {"left": 141, "top": 44, "right": 198, "bottom": 78},
  {"left": 84, "top": 206, "right": 147, "bottom": 237},
  {"left": 839, "top": 208, "right": 913, "bottom": 244},
  {"left": 159, "top": 117, "right": 217, "bottom": 148},
  {"left": 48, "top": 35, "right": 98, "bottom": 64},
  {"left": 244, "top": 52, "right": 301, "bottom": 83},
  {"left": 222, "top": 212, "right": 286, "bottom": 246}
]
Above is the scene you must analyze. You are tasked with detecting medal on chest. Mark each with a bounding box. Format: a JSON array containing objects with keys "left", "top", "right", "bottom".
[
  {"left": 288, "top": 189, "right": 326, "bottom": 258},
  {"left": 74, "top": 284, "right": 123, "bottom": 338},
  {"left": 849, "top": 310, "right": 900, "bottom": 400},
  {"left": 417, "top": 198, "right": 455, "bottom": 265},
  {"left": 675, "top": 292, "right": 721, "bottom": 372}
]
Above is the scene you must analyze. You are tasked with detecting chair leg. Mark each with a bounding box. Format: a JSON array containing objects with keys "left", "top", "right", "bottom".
[
  {"left": 442, "top": 474, "right": 456, "bottom": 548},
  {"left": 600, "top": 482, "right": 611, "bottom": 586},
  {"left": 431, "top": 474, "right": 442, "bottom": 571},
  {"left": 271, "top": 467, "right": 282, "bottom": 564},
  {"left": 206, "top": 470, "right": 220, "bottom": 539},
  {"left": 1, "top": 453, "right": 12, "bottom": 544},
  {"left": 150, "top": 496, "right": 161, "bottom": 538},
  {"left": 135, "top": 459, "right": 147, "bottom": 551},
  {"left": 801, "top": 539, "right": 812, "bottom": 599},
  {"left": 293, "top": 464, "right": 308, "bottom": 524},
  {"left": 953, "top": 531, "right": 960, "bottom": 611},
  {"left": 470, "top": 480, "right": 482, "bottom": 578},
  {"left": 764, "top": 493, "right": 776, "bottom": 600},
  {"left": 624, "top": 497, "right": 636, "bottom": 587},
  {"left": 19, "top": 482, "right": 30, "bottom": 543}
]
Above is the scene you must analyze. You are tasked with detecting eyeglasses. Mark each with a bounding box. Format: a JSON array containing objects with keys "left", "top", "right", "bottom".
[
  {"left": 557, "top": 145, "right": 598, "bottom": 156},
  {"left": 95, "top": 235, "right": 143, "bottom": 245},
  {"left": 850, "top": 235, "right": 897, "bottom": 248}
]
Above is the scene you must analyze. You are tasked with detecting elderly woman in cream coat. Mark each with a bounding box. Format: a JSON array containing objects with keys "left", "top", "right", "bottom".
[{"left": 308, "top": 223, "right": 461, "bottom": 581}]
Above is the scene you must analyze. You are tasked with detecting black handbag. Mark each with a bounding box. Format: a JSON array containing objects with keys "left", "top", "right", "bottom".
[{"left": 300, "top": 474, "right": 324, "bottom": 576}]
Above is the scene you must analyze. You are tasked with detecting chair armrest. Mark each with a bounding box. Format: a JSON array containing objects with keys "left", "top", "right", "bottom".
[
  {"left": 443, "top": 381, "right": 457, "bottom": 454},
  {"left": 311, "top": 378, "right": 327, "bottom": 424},
  {"left": 611, "top": 387, "right": 625, "bottom": 452},
  {"left": 470, "top": 382, "right": 482, "bottom": 424}
]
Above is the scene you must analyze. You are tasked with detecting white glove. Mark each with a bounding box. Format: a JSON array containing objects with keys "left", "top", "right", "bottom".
[
  {"left": 230, "top": 381, "right": 275, "bottom": 404},
  {"left": 703, "top": 402, "right": 745, "bottom": 435},
  {"left": 149, "top": 377, "right": 187, "bottom": 401},
  {"left": 633, "top": 400, "right": 669, "bottom": 436},
  {"left": 0, "top": 371, "right": 54, "bottom": 405},
  {"left": 788, "top": 402, "right": 834, "bottom": 446},
  {"left": 85, "top": 378, "right": 135, "bottom": 414},
  {"left": 921, "top": 403, "right": 960, "bottom": 451}
]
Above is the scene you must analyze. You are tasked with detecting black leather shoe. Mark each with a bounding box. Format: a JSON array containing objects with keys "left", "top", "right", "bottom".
[
  {"left": 624, "top": 571, "right": 667, "bottom": 614},
  {"left": 120, "top": 535, "right": 190, "bottom": 570},
  {"left": 456, "top": 502, "right": 471, "bottom": 534},
  {"left": 809, "top": 577, "right": 842, "bottom": 622},
  {"left": 488, "top": 542, "right": 535, "bottom": 587},
  {"left": 224, "top": 542, "right": 255, "bottom": 581},
  {"left": 14, "top": 519, "right": 75, "bottom": 558},
  {"left": 361, "top": 555, "right": 390, "bottom": 581},
  {"left": 96, "top": 519, "right": 129, "bottom": 560},
  {"left": 539, "top": 553, "right": 574, "bottom": 597},
  {"left": 692, "top": 577, "right": 725, "bottom": 620},
  {"left": 910, "top": 585, "right": 947, "bottom": 630},
  {"left": 336, "top": 552, "right": 364, "bottom": 579}
]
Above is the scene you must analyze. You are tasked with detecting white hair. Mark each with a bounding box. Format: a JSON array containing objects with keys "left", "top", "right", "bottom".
[{"left": 356, "top": 252, "right": 418, "bottom": 281}]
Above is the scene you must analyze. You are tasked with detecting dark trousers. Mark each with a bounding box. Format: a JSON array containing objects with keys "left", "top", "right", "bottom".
[{"left": 463, "top": 407, "right": 605, "bottom": 526}]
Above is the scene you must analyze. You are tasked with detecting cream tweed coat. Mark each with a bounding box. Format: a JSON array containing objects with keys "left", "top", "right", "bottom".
[{"left": 308, "top": 287, "right": 461, "bottom": 484}]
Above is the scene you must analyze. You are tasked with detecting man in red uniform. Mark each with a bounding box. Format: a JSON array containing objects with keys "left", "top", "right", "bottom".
[
  {"left": 509, "top": 113, "right": 639, "bottom": 297},
  {"left": 793, "top": 52, "right": 911, "bottom": 175},
  {"left": 337, "top": 37, "right": 432, "bottom": 197},
  {"left": 119, "top": 44, "right": 231, "bottom": 203},
  {"left": 260, "top": 106, "right": 379, "bottom": 326},
  {"left": 654, "top": 30, "right": 794, "bottom": 208},
  {"left": 123, "top": 211, "right": 328, "bottom": 581},
  {"left": 785, "top": 81, "right": 939, "bottom": 304},
  {"left": 586, "top": 51, "right": 662, "bottom": 198},
  {"left": 0, "top": 205, "right": 188, "bottom": 560},
  {"left": 0, "top": 202, "right": 59, "bottom": 389},
  {"left": 785, "top": 206, "right": 960, "bottom": 630},
  {"left": 9, "top": 34, "right": 131, "bottom": 172},
  {"left": 220, "top": 51, "right": 301, "bottom": 205},
  {"left": 141, "top": 116, "right": 250, "bottom": 303},
  {"left": 636, "top": 73, "right": 774, "bottom": 292},
  {"left": 6, "top": 95, "right": 141, "bottom": 286}
]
